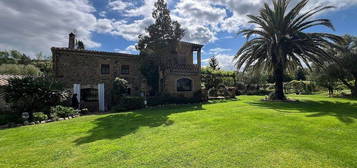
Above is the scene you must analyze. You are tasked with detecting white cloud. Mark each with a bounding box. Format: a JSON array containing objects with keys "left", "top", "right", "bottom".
[
  {"left": 115, "top": 44, "right": 139, "bottom": 54},
  {"left": 109, "top": 0, "right": 133, "bottom": 11},
  {"left": 111, "top": 18, "right": 154, "bottom": 41},
  {"left": 95, "top": 18, "right": 115, "bottom": 33},
  {"left": 172, "top": 0, "right": 226, "bottom": 27},
  {"left": 209, "top": 48, "right": 232, "bottom": 55},
  {"left": 105, "top": 0, "right": 357, "bottom": 45},
  {"left": 1, "top": 0, "right": 356, "bottom": 57},
  {"left": 123, "top": 0, "right": 156, "bottom": 17},
  {"left": 103, "top": 0, "right": 156, "bottom": 41},
  {"left": 99, "top": 11, "right": 107, "bottom": 17},
  {"left": 182, "top": 25, "right": 217, "bottom": 44},
  {"left": 0, "top": 0, "right": 100, "bottom": 57},
  {"left": 202, "top": 54, "right": 236, "bottom": 70},
  {"left": 102, "top": 0, "right": 225, "bottom": 44},
  {"left": 172, "top": 0, "right": 227, "bottom": 43}
]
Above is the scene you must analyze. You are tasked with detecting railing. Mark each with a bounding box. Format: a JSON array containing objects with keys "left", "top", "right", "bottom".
[{"left": 165, "top": 64, "right": 200, "bottom": 73}]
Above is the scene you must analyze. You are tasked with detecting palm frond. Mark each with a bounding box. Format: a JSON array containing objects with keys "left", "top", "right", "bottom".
[{"left": 234, "top": 0, "right": 340, "bottom": 74}]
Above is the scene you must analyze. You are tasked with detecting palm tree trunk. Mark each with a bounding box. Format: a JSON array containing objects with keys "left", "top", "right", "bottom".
[
  {"left": 273, "top": 64, "right": 286, "bottom": 100},
  {"left": 271, "top": 49, "right": 287, "bottom": 101}
]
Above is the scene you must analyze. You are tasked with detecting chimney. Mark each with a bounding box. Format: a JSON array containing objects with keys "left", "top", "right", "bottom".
[{"left": 68, "top": 32, "right": 75, "bottom": 49}]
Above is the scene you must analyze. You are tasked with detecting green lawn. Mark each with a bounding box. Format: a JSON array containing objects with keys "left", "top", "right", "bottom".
[{"left": 0, "top": 95, "right": 356, "bottom": 168}]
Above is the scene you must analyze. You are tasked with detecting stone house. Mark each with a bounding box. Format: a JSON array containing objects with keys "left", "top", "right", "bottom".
[{"left": 52, "top": 33, "right": 203, "bottom": 112}]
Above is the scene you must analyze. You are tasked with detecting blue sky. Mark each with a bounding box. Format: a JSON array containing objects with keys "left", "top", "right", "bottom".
[{"left": 1, "top": 0, "right": 357, "bottom": 70}]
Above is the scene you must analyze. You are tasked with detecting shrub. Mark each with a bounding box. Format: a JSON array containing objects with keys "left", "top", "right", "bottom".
[
  {"left": 112, "top": 96, "right": 145, "bottom": 112},
  {"left": 193, "top": 90, "right": 204, "bottom": 102},
  {"left": 110, "top": 105, "right": 127, "bottom": 112},
  {"left": 111, "top": 78, "right": 129, "bottom": 105},
  {"left": 235, "top": 90, "right": 242, "bottom": 96},
  {"left": 32, "top": 60, "right": 52, "bottom": 75},
  {"left": 285, "top": 80, "right": 316, "bottom": 95},
  {"left": 147, "top": 95, "right": 168, "bottom": 106},
  {"left": 208, "top": 88, "right": 218, "bottom": 97},
  {"left": 235, "top": 82, "right": 246, "bottom": 92},
  {"left": 33, "top": 112, "right": 48, "bottom": 122},
  {"left": 288, "top": 80, "right": 306, "bottom": 94},
  {"left": 0, "top": 64, "right": 42, "bottom": 76},
  {"left": 50, "top": 106, "right": 77, "bottom": 118},
  {"left": 0, "top": 114, "right": 19, "bottom": 125},
  {"left": 48, "top": 112, "right": 58, "bottom": 120},
  {"left": 4, "top": 76, "right": 67, "bottom": 115}
]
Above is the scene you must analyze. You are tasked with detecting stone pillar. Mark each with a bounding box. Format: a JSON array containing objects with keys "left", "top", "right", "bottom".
[
  {"left": 197, "top": 49, "right": 202, "bottom": 69},
  {"left": 68, "top": 33, "right": 75, "bottom": 49}
]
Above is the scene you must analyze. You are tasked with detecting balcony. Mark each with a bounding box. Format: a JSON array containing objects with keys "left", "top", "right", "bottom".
[{"left": 165, "top": 64, "right": 200, "bottom": 73}]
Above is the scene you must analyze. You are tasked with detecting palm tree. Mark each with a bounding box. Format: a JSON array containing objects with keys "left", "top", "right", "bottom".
[{"left": 234, "top": 0, "right": 342, "bottom": 100}]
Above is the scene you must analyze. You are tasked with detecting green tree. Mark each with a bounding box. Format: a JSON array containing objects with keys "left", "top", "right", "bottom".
[
  {"left": 234, "top": 0, "right": 341, "bottom": 100},
  {"left": 295, "top": 68, "right": 306, "bottom": 81},
  {"left": 209, "top": 56, "right": 220, "bottom": 70},
  {"left": 0, "top": 50, "right": 31, "bottom": 65},
  {"left": 333, "top": 35, "right": 357, "bottom": 97},
  {"left": 267, "top": 73, "right": 293, "bottom": 83},
  {"left": 201, "top": 67, "right": 223, "bottom": 90},
  {"left": 76, "top": 40, "right": 85, "bottom": 50},
  {"left": 18, "top": 54, "right": 31, "bottom": 65},
  {"left": 36, "top": 52, "right": 45, "bottom": 60},
  {"left": 236, "top": 69, "right": 268, "bottom": 94},
  {"left": 137, "top": 0, "right": 184, "bottom": 95},
  {"left": 10, "top": 50, "right": 23, "bottom": 60},
  {"left": 310, "top": 65, "right": 339, "bottom": 97},
  {"left": 33, "top": 53, "right": 53, "bottom": 75},
  {"left": 0, "top": 51, "right": 13, "bottom": 64}
]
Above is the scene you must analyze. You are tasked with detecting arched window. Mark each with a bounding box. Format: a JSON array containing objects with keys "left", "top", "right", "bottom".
[{"left": 177, "top": 78, "right": 192, "bottom": 92}]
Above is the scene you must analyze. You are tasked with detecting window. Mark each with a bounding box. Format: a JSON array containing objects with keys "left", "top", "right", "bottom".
[
  {"left": 177, "top": 78, "right": 192, "bottom": 92},
  {"left": 101, "top": 64, "right": 110, "bottom": 74},
  {"left": 81, "top": 88, "right": 98, "bottom": 102},
  {"left": 193, "top": 51, "right": 198, "bottom": 64},
  {"left": 121, "top": 65, "right": 130, "bottom": 74}
]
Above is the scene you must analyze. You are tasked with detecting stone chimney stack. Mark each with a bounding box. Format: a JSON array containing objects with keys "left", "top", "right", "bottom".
[{"left": 68, "top": 32, "right": 75, "bottom": 49}]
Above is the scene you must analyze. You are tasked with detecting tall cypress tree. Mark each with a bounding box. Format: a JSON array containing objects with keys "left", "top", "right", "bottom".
[
  {"left": 209, "top": 56, "right": 220, "bottom": 70},
  {"left": 137, "top": 0, "right": 184, "bottom": 95}
]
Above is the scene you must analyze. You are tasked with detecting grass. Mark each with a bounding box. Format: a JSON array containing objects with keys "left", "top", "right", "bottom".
[{"left": 0, "top": 94, "right": 356, "bottom": 168}]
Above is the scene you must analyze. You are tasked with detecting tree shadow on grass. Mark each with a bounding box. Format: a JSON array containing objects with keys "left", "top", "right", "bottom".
[
  {"left": 74, "top": 104, "right": 204, "bottom": 145},
  {"left": 205, "top": 98, "right": 239, "bottom": 105},
  {"left": 249, "top": 100, "right": 357, "bottom": 124}
]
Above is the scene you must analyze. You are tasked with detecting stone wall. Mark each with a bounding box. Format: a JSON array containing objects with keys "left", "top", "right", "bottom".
[
  {"left": 176, "top": 42, "right": 194, "bottom": 65},
  {"left": 52, "top": 41, "right": 203, "bottom": 111},
  {"left": 164, "top": 72, "right": 201, "bottom": 97},
  {"left": 52, "top": 48, "right": 143, "bottom": 111}
]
